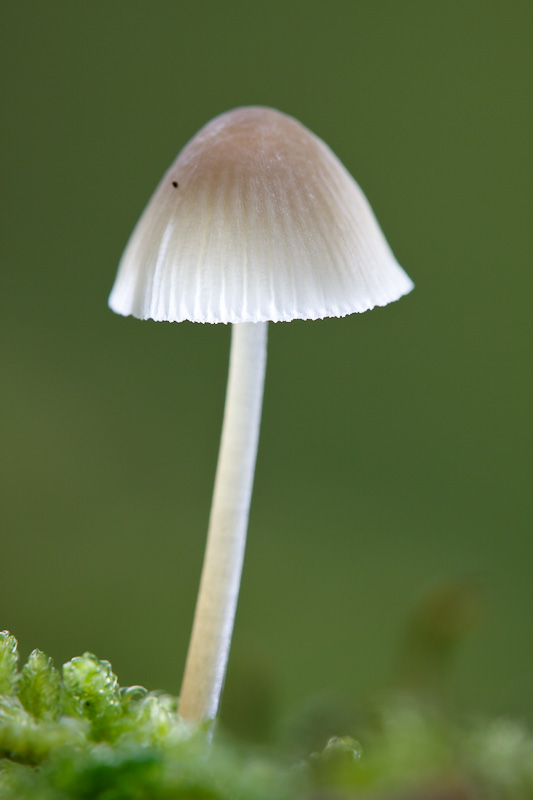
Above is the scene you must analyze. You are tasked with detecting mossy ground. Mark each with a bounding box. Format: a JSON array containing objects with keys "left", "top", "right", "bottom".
[{"left": 1, "top": 631, "right": 532, "bottom": 799}]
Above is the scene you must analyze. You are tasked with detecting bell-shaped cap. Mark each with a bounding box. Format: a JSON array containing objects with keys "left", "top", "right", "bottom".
[{"left": 109, "top": 107, "right": 413, "bottom": 323}]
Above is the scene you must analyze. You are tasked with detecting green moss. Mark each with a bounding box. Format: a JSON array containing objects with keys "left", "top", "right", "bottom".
[
  {"left": 19, "top": 650, "right": 61, "bottom": 721},
  {"left": 0, "top": 634, "right": 295, "bottom": 799},
  {"left": 0, "top": 632, "right": 19, "bottom": 696},
  {"left": 1, "top": 632, "right": 533, "bottom": 799},
  {"left": 62, "top": 653, "right": 122, "bottom": 740}
]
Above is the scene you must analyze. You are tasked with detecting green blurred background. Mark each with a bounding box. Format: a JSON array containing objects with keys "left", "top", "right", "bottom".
[{"left": 1, "top": 1, "right": 532, "bottom": 733}]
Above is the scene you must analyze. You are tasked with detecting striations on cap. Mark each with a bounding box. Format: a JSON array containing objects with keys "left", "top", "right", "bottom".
[{"left": 109, "top": 106, "right": 414, "bottom": 324}]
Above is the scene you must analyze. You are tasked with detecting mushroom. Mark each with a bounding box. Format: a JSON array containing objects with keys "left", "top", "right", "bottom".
[{"left": 108, "top": 106, "right": 413, "bottom": 723}]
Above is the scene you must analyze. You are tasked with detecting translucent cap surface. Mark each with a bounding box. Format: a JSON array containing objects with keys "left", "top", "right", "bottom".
[{"left": 109, "top": 107, "right": 413, "bottom": 323}]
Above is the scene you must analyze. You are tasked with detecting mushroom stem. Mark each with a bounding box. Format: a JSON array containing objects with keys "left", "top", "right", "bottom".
[{"left": 179, "top": 321, "right": 268, "bottom": 722}]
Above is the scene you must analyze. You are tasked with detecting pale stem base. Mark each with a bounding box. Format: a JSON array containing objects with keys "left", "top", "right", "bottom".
[{"left": 179, "top": 321, "right": 268, "bottom": 722}]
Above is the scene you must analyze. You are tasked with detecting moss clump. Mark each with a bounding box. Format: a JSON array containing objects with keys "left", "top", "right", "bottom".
[
  {"left": 0, "top": 632, "right": 294, "bottom": 800},
  {"left": 1, "top": 631, "right": 533, "bottom": 799}
]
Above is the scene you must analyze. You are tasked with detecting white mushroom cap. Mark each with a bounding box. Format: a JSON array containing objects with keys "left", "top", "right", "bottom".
[{"left": 109, "top": 107, "right": 413, "bottom": 324}]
